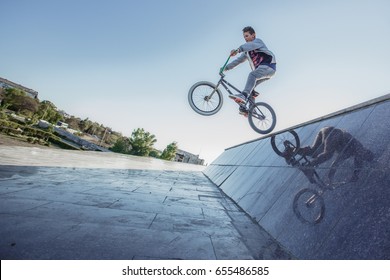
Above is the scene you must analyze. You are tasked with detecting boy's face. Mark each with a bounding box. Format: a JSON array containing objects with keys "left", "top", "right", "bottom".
[{"left": 243, "top": 31, "right": 255, "bottom": 42}]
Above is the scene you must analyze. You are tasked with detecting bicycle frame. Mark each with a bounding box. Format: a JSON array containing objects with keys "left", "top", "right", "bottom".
[
  {"left": 288, "top": 153, "right": 327, "bottom": 212},
  {"left": 218, "top": 74, "right": 242, "bottom": 95},
  {"left": 284, "top": 146, "right": 329, "bottom": 191},
  {"left": 210, "top": 55, "right": 250, "bottom": 102},
  {"left": 210, "top": 71, "right": 256, "bottom": 109}
]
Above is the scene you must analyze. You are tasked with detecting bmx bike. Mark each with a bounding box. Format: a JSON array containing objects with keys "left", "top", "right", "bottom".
[
  {"left": 271, "top": 130, "right": 349, "bottom": 224},
  {"left": 188, "top": 55, "right": 277, "bottom": 134}
]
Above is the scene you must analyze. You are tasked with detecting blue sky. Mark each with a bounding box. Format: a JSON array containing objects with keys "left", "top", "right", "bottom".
[{"left": 1, "top": 0, "right": 389, "bottom": 164}]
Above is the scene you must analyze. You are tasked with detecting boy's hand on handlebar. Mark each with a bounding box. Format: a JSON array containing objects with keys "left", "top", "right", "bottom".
[{"left": 230, "top": 48, "right": 240, "bottom": 56}]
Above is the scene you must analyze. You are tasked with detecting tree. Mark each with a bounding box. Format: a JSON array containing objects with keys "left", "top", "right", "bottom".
[
  {"left": 160, "top": 142, "right": 178, "bottom": 161},
  {"left": 105, "top": 130, "right": 120, "bottom": 145},
  {"left": 128, "top": 128, "right": 157, "bottom": 156},
  {"left": 0, "top": 88, "right": 6, "bottom": 107},
  {"left": 65, "top": 116, "right": 82, "bottom": 131},
  {"left": 34, "top": 100, "right": 62, "bottom": 124},
  {"left": 3, "top": 88, "right": 39, "bottom": 117},
  {"left": 149, "top": 149, "right": 161, "bottom": 158},
  {"left": 110, "top": 137, "right": 132, "bottom": 154},
  {"left": 79, "top": 118, "right": 93, "bottom": 132}
]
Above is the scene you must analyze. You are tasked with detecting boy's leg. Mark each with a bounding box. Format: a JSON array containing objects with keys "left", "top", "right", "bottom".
[
  {"left": 229, "top": 65, "right": 275, "bottom": 104},
  {"left": 249, "top": 78, "right": 270, "bottom": 100},
  {"left": 243, "top": 65, "right": 275, "bottom": 96}
]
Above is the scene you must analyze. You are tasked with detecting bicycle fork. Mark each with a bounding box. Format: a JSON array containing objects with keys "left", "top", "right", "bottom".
[
  {"left": 206, "top": 80, "right": 223, "bottom": 101},
  {"left": 306, "top": 195, "right": 318, "bottom": 208},
  {"left": 305, "top": 189, "right": 324, "bottom": 208},
  {"left": 248, "top": 100, "right": 267, "bottom": 120}
]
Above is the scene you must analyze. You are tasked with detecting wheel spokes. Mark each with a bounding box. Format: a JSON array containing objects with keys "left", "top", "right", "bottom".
[
  {"left": 192, "top": 85, "right": 220, "bottom": 112},
  {"left": 251, "top": 106, "right": 273, "bottom": 129}
]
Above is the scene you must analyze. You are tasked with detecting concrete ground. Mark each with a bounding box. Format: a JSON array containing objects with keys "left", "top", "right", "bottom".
[{"left": 0, "top": 146, "right": 294, "bottom": 260}]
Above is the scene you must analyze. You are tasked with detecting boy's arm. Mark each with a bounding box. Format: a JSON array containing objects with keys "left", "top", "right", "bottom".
[{"left": 225, "top": 53, "right": 247, "bottom": 70}]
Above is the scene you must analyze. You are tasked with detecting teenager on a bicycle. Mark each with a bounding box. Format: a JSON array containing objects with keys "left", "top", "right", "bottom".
[
  {"left": 298, "top": 127, "right": 375, "bottom": 182},
  {"left": 224, "top": 26, "right": 276, "bottom": 116}
]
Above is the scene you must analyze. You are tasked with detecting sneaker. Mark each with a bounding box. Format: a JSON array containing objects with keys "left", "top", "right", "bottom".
[
  {"left": 239, "top": 106, "right": 248, "bottom": 117},
  {"left": 229, "top": 93, "right": 247, "bottom": 104},
  {"left": 251, "top": 90, "right": 260, "bottom": 98}
]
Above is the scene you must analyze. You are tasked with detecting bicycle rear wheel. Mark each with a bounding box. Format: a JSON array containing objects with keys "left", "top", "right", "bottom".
[
  {"left": 248, "top": 102, "right": 276, "bottom": 134},
  {"left": 271, "top": 130, "right": 300, "bottom": 157},
  {"left": 188, "top": 81, "right": 223, "bottom": 116}
]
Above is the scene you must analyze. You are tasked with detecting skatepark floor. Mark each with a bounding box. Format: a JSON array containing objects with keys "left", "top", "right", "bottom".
[{"left": 0, "top": 146, "right": 294, "bottom": 260}]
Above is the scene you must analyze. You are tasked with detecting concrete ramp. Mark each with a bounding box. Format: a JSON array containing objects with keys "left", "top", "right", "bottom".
[{"left": 204, "top": 94, "right": 390, "bottom": 259}]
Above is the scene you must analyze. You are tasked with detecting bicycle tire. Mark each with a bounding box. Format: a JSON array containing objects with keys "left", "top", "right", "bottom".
[
  {"left": 271, "top": 130, "right": 301, "bottom": 157},
  {"left": 188, "top": 81, "right": 223, "bottom": 116},
  {"left": 248, "top": 102, "right": 276, "bottom": 134},
  {"left": 293, "top": 188, "right": 325, "bottom": 224}
]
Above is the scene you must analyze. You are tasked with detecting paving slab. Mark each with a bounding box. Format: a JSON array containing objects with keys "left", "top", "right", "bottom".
[{"left": 0, "top": 146, "right": 294, "bottom": 260}]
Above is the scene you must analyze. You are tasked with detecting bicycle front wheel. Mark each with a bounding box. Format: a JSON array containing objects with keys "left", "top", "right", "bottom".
[
  {"left": 293, "top": 188, "right": 325, "bottom": 224},
  {"left": 188, "top": 81, "right": 223, "bottom": 116},
  {"left": 248, "top": 102, "right": 276, "bottom": 134}
]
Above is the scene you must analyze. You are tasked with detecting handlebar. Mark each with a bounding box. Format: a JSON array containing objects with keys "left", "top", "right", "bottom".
[
  {"left": 219, "top": 49, "right": 240, "bottom": 75},
  {"left": 219, "top": 55, "right": 231, "bottom": 75}
]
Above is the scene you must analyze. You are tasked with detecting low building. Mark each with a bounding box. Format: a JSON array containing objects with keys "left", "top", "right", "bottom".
[
  {"left": 0, "top": 77, "right": 38, "bottom": 99},
  {"left": 175, "top": 149, "right": 204, "bottom": 165}
]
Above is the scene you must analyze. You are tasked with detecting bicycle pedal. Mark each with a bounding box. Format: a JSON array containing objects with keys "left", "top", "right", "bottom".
[
  {"left": 239, "top": 111, "right": 248, "bottom": 117},
  {"left": 229, "top": 95, "right": 245, "bottom": 104},
  {"left": 235, "top": 98, "right": 246, "bottom": 104}
]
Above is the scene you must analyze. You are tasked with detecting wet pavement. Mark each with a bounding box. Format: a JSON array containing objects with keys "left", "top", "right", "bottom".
[{"left": 0, "top": 146, "right": 293, "bottom": 260}]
